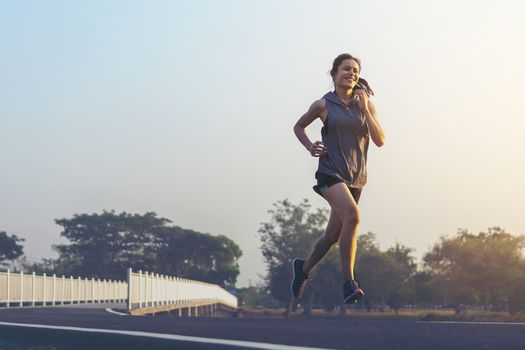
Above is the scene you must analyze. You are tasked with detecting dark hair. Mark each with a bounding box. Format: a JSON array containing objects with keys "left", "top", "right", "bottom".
[
  {"left": 330, "top": 53, "right": 374, "bottom": 96},
  {"left": 330, "top": 53, "right": 361, "bottom": 76}
]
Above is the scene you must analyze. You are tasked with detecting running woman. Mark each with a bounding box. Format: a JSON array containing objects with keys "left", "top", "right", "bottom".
[{"left": 291, "top": 53, "right": 385, "bottom": 304}]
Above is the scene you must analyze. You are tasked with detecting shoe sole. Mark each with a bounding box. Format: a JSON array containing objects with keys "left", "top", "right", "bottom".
[
  {"left": 290, "top": 258, "right": 302, "bottom": 298},
  {"left": 343, "top": 288, "right": 364, "bottom": 304}
]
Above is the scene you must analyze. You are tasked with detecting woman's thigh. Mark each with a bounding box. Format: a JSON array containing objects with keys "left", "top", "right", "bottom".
[{"left": 322, "top": 183, "right": 359, "bottom": 222}]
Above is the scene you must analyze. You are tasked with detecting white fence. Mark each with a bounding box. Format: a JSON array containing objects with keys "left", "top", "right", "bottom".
[
  {"left": 0, "top": 268, "right": 237, "bottom": 313},
  {"left": 126, "top": 268, "right": 238, "bottom": 311},
  {"left": 0, "top": 270, "right": 127, "bottom": 307}
]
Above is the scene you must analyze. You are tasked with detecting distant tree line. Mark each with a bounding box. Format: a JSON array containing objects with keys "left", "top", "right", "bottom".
[
  {"left": 257, "top": 199, "right": 525, "bottom": 314},
  {"left": 3, "top": 202, "right": 524, "bottom": 314},
  {"left": 1, "top": 211, "right": 242, "bottom": 288}
]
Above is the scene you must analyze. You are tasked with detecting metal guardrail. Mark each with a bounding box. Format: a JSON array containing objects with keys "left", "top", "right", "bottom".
[
  {"left": 0, "top": 270, "right": 127, "bottom": 307},
  {"left": 0, "top": 268, "right": 238, "bottom": 314},
  {"left": 126, "top": 268, "right": 237, "bottom": 312}
]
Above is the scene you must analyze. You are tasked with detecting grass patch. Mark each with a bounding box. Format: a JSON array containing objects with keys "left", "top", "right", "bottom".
[
  {"left": 420, "top": 310, "right": 525, "bottom": 323},
  {"left": 239, "top": 307, "right": 525, "bottom": 323}
]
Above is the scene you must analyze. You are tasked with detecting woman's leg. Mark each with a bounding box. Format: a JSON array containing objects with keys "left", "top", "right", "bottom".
[
  {"left": 321, "top": 183, "right": 360, "bottom": 280},
  {"left": 302, "top": 209, "right": 342, "bottom": 274}
]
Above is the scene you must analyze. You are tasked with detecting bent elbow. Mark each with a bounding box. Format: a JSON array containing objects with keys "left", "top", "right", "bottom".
[
  {"left": 293, "top": 123, "right": 304, "bottom": 134},
  {"left": 374, "top": 136, "right": 385, "bottom": 147}
]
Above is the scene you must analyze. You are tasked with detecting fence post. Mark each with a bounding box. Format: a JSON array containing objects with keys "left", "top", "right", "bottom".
[
  {"left": 61, "top": 275, "right": 65, "bottom": 305},
  {"left": 173, "top": 277, "right": 179, "bottom": 304},
  {"left": 43, "top": 273, "right": 47, "bottom": 306},
  {"left": 138, "top": 270, "right": 142, "bottom": 308},
  {"left": 52, "top": 274, "right": 56, "bottom": 306},
  {"left": 174, "top": 277, "right": 178, "bottom": 305},
  {"left": 85, "top": 277, "right": 88, "bottom": 303},
  {"left": 158, "top": 273, "right": 162, "bottom": 306},
  {"left": 149, "top": 271, "right": 153, "bottom": 307},
  {"left": 70, "top": 276, "right": 73, "bottom": 305},
  {"left": 164, "top": 275, "right": 168, "bottom": 305},
  {"left": 19, "top": 271, "right": 23, "bottom": 307},
  {"left": 154, "top": 273, "right": 158, "bottom": 306},
  {"left": 91, "top": 278, "right": 95, "bottom": 303},
  {"left": 159, "top": 274, "right": 163, "bottom": 305},
  {"left": 116, "top": 282, "right": 124, "bottom": 303},
  {"left": 151, "top": 272, "right": 155, "bottom": 307},
  {"left": 167, "top": 276, "right": 171, "bottom": 305},
  {"left": 161, "top": 275, "right": 165, "bottom": 305},
  {"left": 168, "top": 276, "right": 172, "bottom": 305},
  {"left": 157, "top": 274, "right": 160, "bottom": 306},
  {"left": 77, "top": 277, "right": 81, "bottom": 304},
  {"left": 158, "top": 274, "right": 161, "bottom": 306},
  {"left": 168, "top": 276, "right": 171, "bottom": 305},
  {"left": 6, "top": 269, "right": 10, "bottom": 308},
  {"left": 145, "top": 271, "right": 149, "bottom": 307},
  {"left": 127, "top": 268, "right": 132, "bottom": 311},
  {"left": 32, "top": 272, "right": 36, "bottom": 307}
]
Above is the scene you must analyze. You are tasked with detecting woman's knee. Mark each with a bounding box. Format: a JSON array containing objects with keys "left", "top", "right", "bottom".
[{"left": 341, "top": 206, "right": 360, "bottom": 226}]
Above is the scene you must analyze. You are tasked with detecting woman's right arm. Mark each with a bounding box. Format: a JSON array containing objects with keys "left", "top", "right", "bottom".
[{"left": 293, "top": 99, "right": 327, "bottom": 157}]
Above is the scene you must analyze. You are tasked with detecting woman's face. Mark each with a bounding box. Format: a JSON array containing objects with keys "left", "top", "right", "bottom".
[{"left": 333, "top": 58, "right": 360, "bottom": 90}]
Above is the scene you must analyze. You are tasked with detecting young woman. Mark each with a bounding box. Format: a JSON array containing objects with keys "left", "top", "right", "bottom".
[{"left": 291, "top": 53, "right": 385, "bottom": 304}]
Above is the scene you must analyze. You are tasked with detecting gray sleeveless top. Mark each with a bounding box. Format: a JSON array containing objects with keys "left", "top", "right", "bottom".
[{"left": 317, "top": 91, "right": 370, "bottom": 189}]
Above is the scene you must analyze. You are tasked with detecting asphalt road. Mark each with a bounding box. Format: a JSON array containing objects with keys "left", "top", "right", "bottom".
[{"left": 1, "top": 305, "right": 525, "bottom": 350}]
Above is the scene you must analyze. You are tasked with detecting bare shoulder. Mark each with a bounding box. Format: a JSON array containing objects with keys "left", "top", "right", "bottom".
[
  {"left": 310, "top": 98, "right": 326, "bottom": 113},
  {"left": 310, "top": 98, "right": 326, "bottom": 123},
  {"left": 295, "top": 98, "right": 327, "bottom": 128}
]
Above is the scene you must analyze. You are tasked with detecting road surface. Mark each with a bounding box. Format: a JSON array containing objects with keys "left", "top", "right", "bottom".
[{"left": 1, "top": 304, "right": 524, "bottom": 349}]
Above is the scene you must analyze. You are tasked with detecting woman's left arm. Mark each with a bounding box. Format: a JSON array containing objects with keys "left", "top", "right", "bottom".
[
  {"left": 364, "top": 99, "right": 385, "bottom": 147},
  {"left": 355, "top": 90, "right": 385, "bottom": 147}
]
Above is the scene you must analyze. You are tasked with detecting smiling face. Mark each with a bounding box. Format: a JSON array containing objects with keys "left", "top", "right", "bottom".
[{"left": 332, "top": 58, "right": 360, "bottom": 90}]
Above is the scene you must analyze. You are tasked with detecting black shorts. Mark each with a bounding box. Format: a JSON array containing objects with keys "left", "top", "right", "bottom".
[{"left": 312, "top": 172, "right": 362, "bottom": 204}]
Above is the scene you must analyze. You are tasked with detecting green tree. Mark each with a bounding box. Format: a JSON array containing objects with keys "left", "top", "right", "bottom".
[
  {"left": 259, "top": 201, "right": 420, "bottom": 313},
  {"left": 384, "top": 243, "right": 417, "bottom": 313},
  {"left": 152, "top": 226, "right": 242, "bottom": 287},
  {"left": 51, "top": 211, "right": 242, "bottom": 286},
  {"left": 258, "top": 199, "right": 328, "bottom": 308},
  {"left": 355, "top": 233, "right": 395, "bottom": 311},
  {"left": 53, "top": 211, "right": 169, "bottom": 279},
  {"left": 355, "top": 233, "right": 417, "bottom": 313},
  {"left": 0, "top": 231, "right": 25, "bottom": 268},
  {"left": 410, "top": 271, "right": 434, "bottom": 306},
  {"left": 308, "top": 248, "right": 343, "bottom": 310},
  {"left": 424, "top": 227, "right": 525, "bottom": 313},
  {"left": 508, "top": 271, "right": 525, "bottom": 313}
]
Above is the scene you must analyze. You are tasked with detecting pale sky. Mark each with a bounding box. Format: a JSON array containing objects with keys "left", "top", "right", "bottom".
[{"left": 1, "top": 0, "right": 524, "bottom": 287}]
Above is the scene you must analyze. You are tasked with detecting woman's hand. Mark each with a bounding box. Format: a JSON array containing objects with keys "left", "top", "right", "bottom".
[
  {"left": 309, "top": 140, "right": 327, "bottom": 157},
  {"left": 353, "top": 89, "right": 369, "bottom": 112}
]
